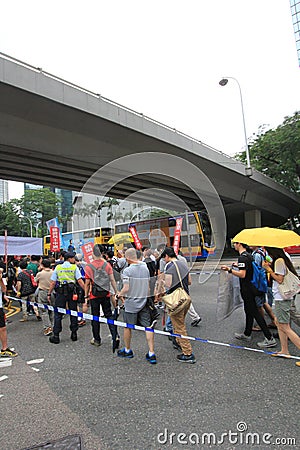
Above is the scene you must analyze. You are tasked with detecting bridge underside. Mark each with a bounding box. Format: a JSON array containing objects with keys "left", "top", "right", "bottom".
[{"left": 0, "top": 57, "right": 299, "bottom": 238}]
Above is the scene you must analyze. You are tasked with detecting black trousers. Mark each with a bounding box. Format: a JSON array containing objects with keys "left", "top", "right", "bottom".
[
  {"left": 53, "top": 291, "right": 78, "bottom": 335},
  {"left": 90, "top": 296, "right": 118, "bottom": 342},
  {"left": 241, "top": 288, "right": 272, "bottom": 339}
]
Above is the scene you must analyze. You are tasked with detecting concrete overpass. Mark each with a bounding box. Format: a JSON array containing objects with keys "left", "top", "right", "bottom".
[{"left": 0, "top": 52, "right": 299, "bottom": 238}]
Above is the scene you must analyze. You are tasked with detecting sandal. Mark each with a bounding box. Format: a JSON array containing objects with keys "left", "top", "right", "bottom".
[{"left": 271, "top": 352, "right": 291, "bottom": 358}]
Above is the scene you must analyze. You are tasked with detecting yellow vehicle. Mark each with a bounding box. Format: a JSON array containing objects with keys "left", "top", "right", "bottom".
[
  {"left": 114, "top": 211, "right": 215, "bottom": 259},
  {"left": 43, "top": 227, "right": 113, "bottom": 256}
]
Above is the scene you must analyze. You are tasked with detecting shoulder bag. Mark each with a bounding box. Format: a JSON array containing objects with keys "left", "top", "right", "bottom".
[
  {"left": 278, "top": 268, "right": 300, "bottom": 300},
  {"left": 162, "top": 261, "right": 191, "bottom": 317}
]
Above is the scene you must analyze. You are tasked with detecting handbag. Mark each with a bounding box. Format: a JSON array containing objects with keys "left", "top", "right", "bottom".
[
  {"left": 278, "top": 268, "right": 300, "bottom": 300},
  {"left": 162, "top": 261, "right": 191, "bottom": 316}
]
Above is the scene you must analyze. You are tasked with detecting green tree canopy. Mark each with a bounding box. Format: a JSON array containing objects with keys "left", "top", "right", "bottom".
[
  {"left": 0, "top": 202, "right": 22, "bottom": 235},
  {"left": 235, "top": 111, "right": 300, "bottom": 193},
  {"left": 10, "top": 188, "right": 62, "bottom": 236}
]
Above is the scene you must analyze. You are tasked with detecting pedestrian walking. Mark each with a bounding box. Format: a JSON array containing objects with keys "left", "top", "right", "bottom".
[
  {"left": 85, "top": 244, "right": 119, "bottom": 352},
  {"left": 221, "top": 242, "right": 277, "bottom": 348},
  {"left": 117, "top": 248, "right": 156, "bottom": 364}
]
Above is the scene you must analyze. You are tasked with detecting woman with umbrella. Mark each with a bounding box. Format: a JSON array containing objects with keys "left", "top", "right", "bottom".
[{"left": 263, "top": 247, "right": 300, "bottom": 365}]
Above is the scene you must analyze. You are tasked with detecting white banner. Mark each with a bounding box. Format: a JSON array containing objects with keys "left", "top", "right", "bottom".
[{"left": 0, "top": 236, "right": 43, "bottom": 255}]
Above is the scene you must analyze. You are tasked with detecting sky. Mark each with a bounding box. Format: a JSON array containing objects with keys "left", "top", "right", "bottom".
[{"left": 1, "top": 0, "right": 299, "bottom": 199}]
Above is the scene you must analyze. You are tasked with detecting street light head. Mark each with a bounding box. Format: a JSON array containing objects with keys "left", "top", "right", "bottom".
[{"left": 219, "top": 78, "right": 228, "bottom": 86}]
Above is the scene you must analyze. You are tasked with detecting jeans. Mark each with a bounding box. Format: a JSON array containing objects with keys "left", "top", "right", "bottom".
[
  {"left": 53, "top": 291, "right": 78, "bottom": 335},
  {"left": 90, "top": 296, "right": 118, "bottom": 342}
]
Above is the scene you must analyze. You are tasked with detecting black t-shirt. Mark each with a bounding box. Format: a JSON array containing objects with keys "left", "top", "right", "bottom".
[{"left": 237, "top": 251, "right": 253, "bottom": 289}]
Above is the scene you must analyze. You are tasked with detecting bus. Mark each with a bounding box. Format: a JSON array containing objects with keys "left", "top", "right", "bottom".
[
  {"left": 43, "top": 226, "right": 113, "bottom": 256},
  {"left": 114, "top": 211, "right": 215, "bottom": 259}
]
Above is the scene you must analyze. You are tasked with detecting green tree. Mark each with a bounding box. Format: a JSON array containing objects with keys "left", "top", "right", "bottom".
[
  {"left": 235, "top": 111, "right": 300, "bottom": 193},
  {"left": 0, "top": 202, "right": 22, "bottom": 235},
  {"left": 11, "top": 188, "right": 61, "bottom": 237}
]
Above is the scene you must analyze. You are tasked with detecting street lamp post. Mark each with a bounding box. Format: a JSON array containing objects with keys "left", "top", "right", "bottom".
[
  {"left": 20, "top": 215, "right": 33, "bottom": 237},
  {"left": 35, "top": 221, "right": 41, "bottom": 238},
  {"left": 219, "top": 77, "right": 253, "bottom": 177}
]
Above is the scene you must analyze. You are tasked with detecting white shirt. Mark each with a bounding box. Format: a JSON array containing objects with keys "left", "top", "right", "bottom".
[{"left": 272, "top": 258, "right": 287, "bottom": 301}]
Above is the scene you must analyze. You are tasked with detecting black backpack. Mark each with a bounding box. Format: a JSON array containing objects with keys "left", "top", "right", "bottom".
[{"left": 88, "top": 262, "right": 110, "bottom": 297}]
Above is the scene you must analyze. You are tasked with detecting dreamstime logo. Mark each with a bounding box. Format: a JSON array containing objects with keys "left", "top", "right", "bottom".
[
  {"left": 75, "top": 152, "right": 227, "bottom": 281},
  {"left": 157, "top": 422, "right": 297, "bottom": 446}
]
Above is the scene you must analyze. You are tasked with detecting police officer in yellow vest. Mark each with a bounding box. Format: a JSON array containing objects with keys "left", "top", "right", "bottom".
[{"left": 48, "top": 252, "right": 85, "bottom": 344}]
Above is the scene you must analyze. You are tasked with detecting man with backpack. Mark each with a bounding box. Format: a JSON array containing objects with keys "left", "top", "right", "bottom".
[
  {"left": 250, "top": 246, "right": 276, "bottom": 330},
  {"left": 16, "top": 259, "right": 39, "bottom": 322},
  {"left": 84, "top": 244, "right": 120, "bottom": 352},
  {"left": 221, "top": 242, "right": 277, "bottom": 348}
]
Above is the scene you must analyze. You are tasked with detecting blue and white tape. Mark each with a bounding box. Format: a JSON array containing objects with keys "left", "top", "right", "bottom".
[{"left": 8, "top": 296, "right": 300, "bottom": 361}]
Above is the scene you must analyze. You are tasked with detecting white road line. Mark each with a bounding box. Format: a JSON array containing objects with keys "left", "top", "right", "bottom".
[{"left": 27, "top": 358, "right": 44, "bottom": 365}]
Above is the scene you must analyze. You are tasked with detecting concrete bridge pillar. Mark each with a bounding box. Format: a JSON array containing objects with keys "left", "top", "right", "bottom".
[{"left": 244, "top": 209, "right": 261, "bottom": 228}]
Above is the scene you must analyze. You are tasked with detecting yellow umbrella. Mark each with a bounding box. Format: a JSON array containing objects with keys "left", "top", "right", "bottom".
[
  {"left": 232, "top": 227, "right": 300, "bottom": 248},
  {"left": 108, "top": 233, "right": 134, "bottom": 245}
]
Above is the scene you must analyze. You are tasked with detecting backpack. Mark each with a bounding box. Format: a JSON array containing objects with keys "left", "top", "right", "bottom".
[
  {"left": 88, "top": 262, "right": 110, "bottom": 297},
  {"left": 24, "top": 270, "right": 38, "bottom": 289},
  {"left": 251, "top": 259, "right": 268, "bottom": 296},
  {"left": 112, "top": 259, "right": 121, "bottom": 282}
]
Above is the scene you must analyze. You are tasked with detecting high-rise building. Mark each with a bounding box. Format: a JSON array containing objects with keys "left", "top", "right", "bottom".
[
  {"left": 290, "top": 0, "right": 300, "bottom": 66},
  {"left": 0, "top": 179, "right": 9, "bottom": 204}
]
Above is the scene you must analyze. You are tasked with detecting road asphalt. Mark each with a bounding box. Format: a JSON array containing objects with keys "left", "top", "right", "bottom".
[{"left": 1, "top": 266, "right": 300, "bottom": 449}]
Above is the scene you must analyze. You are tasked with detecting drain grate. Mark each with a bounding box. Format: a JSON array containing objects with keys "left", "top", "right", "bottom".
[{"left": 22, "top": 434, "right": 82, "bottom": 449}]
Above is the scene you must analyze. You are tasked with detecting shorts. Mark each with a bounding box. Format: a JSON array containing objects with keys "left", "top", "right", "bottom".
[
  {"left": 123, "top": 305, "right": 151, "bottom": 327},
  {"left": 0, "top": 308, "right": 6, "bottom": 328},
  {"left": 275, "top": 300, "right": 292, "bottom": 324}
]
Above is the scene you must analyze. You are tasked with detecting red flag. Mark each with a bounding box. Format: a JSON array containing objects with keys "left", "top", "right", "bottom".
[
  {"left": 129, "top": 226, "right": 142, "bottom": 250},
  {"left": 81, "top": 242, "right": 94, "bottom": 264},
  {"left": 173, "top": 218, "right": 183, "bottom": 255},
  {"left": 50, "top": 226, "right": 61, "bottom": 252}
]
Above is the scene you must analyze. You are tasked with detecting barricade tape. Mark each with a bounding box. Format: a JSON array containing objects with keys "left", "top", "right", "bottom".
[{"left": 8, "top": 296, "right": 300, "bottom": 361}]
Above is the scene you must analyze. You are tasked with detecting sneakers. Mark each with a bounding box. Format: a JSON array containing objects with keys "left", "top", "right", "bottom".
[
  {"left": 177, "top": 353, "right": 196, "bottom": 364},
  {"left": 49, "top": 335, "right": 60, "bottom": 344},
  {"left": 78, "top": 319, "right": 86, "bottom": 327},
  {"left": 191, "top": 318, "right": 202, "bottom": 327},
  {"left": 146, "top": 352, "right": 157, "bottom": 364},
  {"left": 90, "top": 338, "right": 101, "bottom": 347},
  {"left": 36, "top": 315, "right": 42, "bottom": 321},
  {"left": 0, "top": 348, "right": 18, "bottom": 357},
  {"left": 71, "top": 331, "right": 77, "bottom": 342},
  {"left": 257, "top": 337, "right": 277, "bottom": 348},
  {"left": 234, "top": 333, "right": 251, "bottom": 341},
  {"left": 117, "top": 348, "right": 134, "bottom": 358},
  {"left": 44, "top": 327, "right": 52, "bottom": 336}
]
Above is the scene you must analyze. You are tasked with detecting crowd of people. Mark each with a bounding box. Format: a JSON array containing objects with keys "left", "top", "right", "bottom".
[
  {"left": 1, "top": 240, "right": 300, "bottom": 368},
  {"left": 0, "top": 244, "right": 202, "bottom": 365}
]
